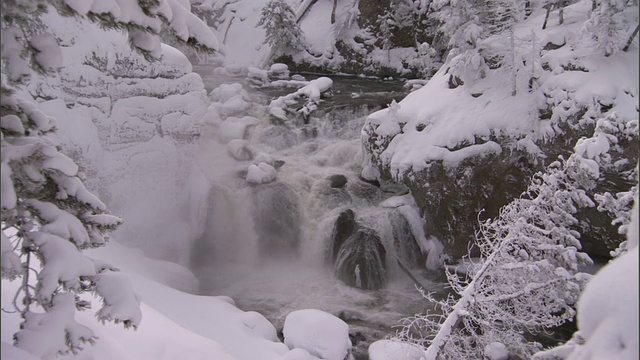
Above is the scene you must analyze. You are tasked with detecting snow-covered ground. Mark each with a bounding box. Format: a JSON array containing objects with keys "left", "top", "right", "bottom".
[{"left": 363, "top": 1, "right": 639, "bottom": 180}]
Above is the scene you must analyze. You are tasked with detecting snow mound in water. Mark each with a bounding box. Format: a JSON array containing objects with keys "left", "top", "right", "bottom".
[
  {"left": 246, "top": 163, "right": 277, "bottom": 184},
  {"left": 283, "top": 309, "right": 353, "bottom": 360}
]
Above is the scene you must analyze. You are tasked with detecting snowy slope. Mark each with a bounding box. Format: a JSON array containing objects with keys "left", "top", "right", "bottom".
[
  {"left": 363, "top": 1, "right": 639, "bottom": 179},
  {"left": 213, "top": 0, "right": 272, "bottom": 67},
  {"left": 0, "top": 241, "right": 316, "bottom": 360}
]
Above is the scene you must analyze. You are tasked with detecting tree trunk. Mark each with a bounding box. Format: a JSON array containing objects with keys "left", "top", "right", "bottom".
[
  {"left": 592, "top": 0, "right": 597, "bottom": 11},
  {"left": 424, "top": 238, "right": 509, "bottom": 360},
  {"left": 331, "top": 0, "right": 337, "bottom": 24},
  {"left": 558, "top": 0, "right": 565, "bottom": 25},
  {"left": 542, "top": 5, "right": 551, "bottom": 29},
  {"left": 623, "top": 25, "right": 640, "bottom": 52}
]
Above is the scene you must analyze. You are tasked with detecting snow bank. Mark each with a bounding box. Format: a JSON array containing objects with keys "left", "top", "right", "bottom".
[
  {"left": 283, "top": 309, "right": 353, "bottom": 360},
  {"left": 2, "top": 239, "right": 328, "bottom": 360},
  {"left": 534, "top": 192, "right": 639, "bottom": 359}
]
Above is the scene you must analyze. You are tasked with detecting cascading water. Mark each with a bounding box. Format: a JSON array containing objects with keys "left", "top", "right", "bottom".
[{"left": 190, "top": 67, "right": 448, "bottom": 358}]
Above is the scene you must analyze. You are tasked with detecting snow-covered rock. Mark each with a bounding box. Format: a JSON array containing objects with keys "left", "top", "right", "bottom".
[
  {"left": 227, "top": 139, "right": 255, "bottom": 161},
  {"left": 270, "top": 63, "right": 289, "bottom": 73},
  {"left": 484, "top": 342, "right": 509, "bottom": 360},
  {"left": 246, "top": 163, "right": 278, "bottom": 184},
  {"left": 368, "top": 340, "right": 424, "bottom": 360},
  {"left": 283, "top": 309, "right": 353, "bottom": 360}
]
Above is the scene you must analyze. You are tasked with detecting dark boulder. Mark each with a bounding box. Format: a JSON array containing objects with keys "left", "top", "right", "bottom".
[
  {"left": 327, "top": 209, "right": 357, "bottom": 263},
  {"left": 327, "top": 174, "right": 348, "bottom": 189},
  {"left": 389, "top": 209, "right": 426, "bottom": 268},
  {"left": 334, "top": 228, "right": 387, "bottom": 290}
]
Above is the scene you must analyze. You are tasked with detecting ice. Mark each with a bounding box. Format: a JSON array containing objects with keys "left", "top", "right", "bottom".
[{"left": 283, "top": 309, "right": 353, "bottom": 360}]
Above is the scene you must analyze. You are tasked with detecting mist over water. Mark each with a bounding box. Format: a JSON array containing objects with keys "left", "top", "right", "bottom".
[{"left": 189, "top": 68, "right": 447, "bottom": 356}]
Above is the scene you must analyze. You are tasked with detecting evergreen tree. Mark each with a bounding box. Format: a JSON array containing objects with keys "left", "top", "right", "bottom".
[
  {"left": 258, "top": 0, "right": 305, "bottom": 57},
  {"left": 484, "top": 0, "right": 525, "bottom": 95},
  {"left": 1, "top": 0, "right": 217, "bottom": 357},
  {"left": 581, "top": 0, "right": 636, "bottom": 56},
  {"left": 378, "top": 11, "right": 395, "bottom": 63},
  {"left": 431, "top": 0, "right": 483, "bottom": 60}
]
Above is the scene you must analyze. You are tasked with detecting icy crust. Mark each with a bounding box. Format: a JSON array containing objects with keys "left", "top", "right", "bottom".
[{"left": 362, "top": 1, "right": 639, "bottom": 180}]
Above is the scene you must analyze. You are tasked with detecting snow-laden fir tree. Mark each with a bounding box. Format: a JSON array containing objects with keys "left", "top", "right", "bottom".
[
  {"left": 483, "top": 0, "right": 526, "bottom": 95},
  {"left": 258, "top": 0, "right": 305, "bottom": 63},
  {"left": 581, "top": 0, "right": 638, "bottom": 56},
  {"left": 431, "top": 0, "right": 488, "bottom": 88},
  {"left": 431, "top": 0, "right": 483, "bottom": 60},
  {"left": 1, "top": 0, "right": 217, "bottom": 358},
  {"left": 378, "top": 11, "right": 395, "bottom": 63}
]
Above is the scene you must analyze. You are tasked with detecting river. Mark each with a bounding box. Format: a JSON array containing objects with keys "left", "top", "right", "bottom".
[{"left": 189, "top": 65, "right": 449, "bottom": 358}]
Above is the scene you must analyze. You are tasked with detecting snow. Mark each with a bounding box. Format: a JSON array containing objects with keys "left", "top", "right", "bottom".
[
  {"left": 1, "top": 240, "right": 334, "bottom": 360},
  {"left": 271, "top": 63, "right": 289, "bottom": 73},
  {"left": 27, "top": 11, "right": 213, "bottom": 266},
  {"left": 283, "top": 309, "right": 353, "bottom": 360},
  {"left": 0, "top": 114, "right": 24, "bottom": 134},
  {"left": 0, "top": 231, "right": 22, "bottom": 278},
  {"left": 484, "top": 342, "right": 509, "bottom": 360},
  {"left": 94, "top": 271, "right": 143, "bottom": 327},
  {"left": 363, "top": 0, "right": 639, "bottom": 179},
  {"left": 15, "top": 292, "right": 95, "bottom": 359},
  {"left": 0, "top": 162, "right": 17, "bottom": 210},
  {"left": 29, "top": 33, "right": 63, "bottom": 71},
  {"left": 246, "top": 162, "right": 278, "bottom": 184},
  {"left": 30, "top": 231, "right": 97, "bottom": 302},
  {"left": 1, "top": 342, "right": 40, "bottom": 360},
  {"left": 268, "top": 77, "right": 333, "bottom": 120},
  {"left": 564, "top": 245, "right": 639, "bottom": 359},
  {"left": 25, "top": 199, "right": 90, "bottom": 247},
  {"left": 368, "top": 340, "right": 424, "bottom": 360}
]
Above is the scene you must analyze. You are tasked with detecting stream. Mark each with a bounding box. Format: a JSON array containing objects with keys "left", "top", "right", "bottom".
[{"left": 190, "top": 65, "right": 449, "bottom": 358}]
